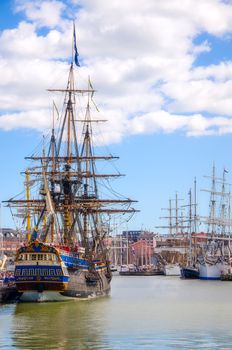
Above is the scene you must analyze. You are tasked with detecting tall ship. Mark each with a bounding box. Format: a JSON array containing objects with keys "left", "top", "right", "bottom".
[
  {"left": 181, "top": 180, "right": 199, "bottom": 279},
  {"left": 198, "top": 166, "right": 232, "bottom": 280},
  {"left": 5, "top": 27, "right": 137, "bottom": 302}
]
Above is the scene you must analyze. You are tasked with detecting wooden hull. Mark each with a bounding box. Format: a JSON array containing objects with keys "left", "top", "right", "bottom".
[
  {"left": 14, "top": 241, "right": 111, "bottom": 301},
  {"left": 16, "top": 281, "right": 68, "bottom": 292},
  {"left": 17, "top": 269, "right": 111, "bottom": 302}
]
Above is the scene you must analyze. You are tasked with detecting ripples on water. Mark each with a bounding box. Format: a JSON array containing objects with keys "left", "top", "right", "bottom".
[{"left": 1, "top": 276, "right": 232, "bottom": 349}]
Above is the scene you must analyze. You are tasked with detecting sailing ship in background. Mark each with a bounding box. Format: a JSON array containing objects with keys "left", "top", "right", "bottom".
[
  {"left": 157, "top": 167, "right": 232, "bottom": 281},
  {"left": 198, "top": 166, "right": 232, "bottom": 280},
  {"left": 5, "top": 26, "right": 137, "bottom": 301},
  {"left": 181, "top": 179, "right": 200, "bottom": 279},
  {"left": 156, "top": 193, "right": 187, "bottom": 276}
]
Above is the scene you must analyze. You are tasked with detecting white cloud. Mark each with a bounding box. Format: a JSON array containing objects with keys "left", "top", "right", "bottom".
[
  {"left": 0, "top": 57, "right": 69, "bottom": 111},
  {"left": 1, "top": 0, "right": 232, "bottom": 142},
  {"left": 0, "top": 109, "right": 51, "bottom": 131},
  {"left": 15, "top": 0, "right": 66, "bottom": 28},
  {"left": 127, "top": 111, "right": 232, "bottom": 137},
  {"left": 163, "top": 79, "right": 232, "bottom": 116},
  {"left": 192, "top": 62, "right": 232, "bottom": 82},
  {"left": 0, "top": 22, "right": 69, "bottom": 59}
]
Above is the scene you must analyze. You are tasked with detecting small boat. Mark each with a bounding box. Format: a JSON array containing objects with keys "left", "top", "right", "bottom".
[
  {"left": 221, "top": 268, "right": 232, "bottom": 281},
  {"left": 0, "top": 273, "right": 19, "bottom": 303},
  {"left": 0, "top": 284, "right": 19, "bottom": 303},
  {"left": 164, "top": 264, "right": 181, "bottom": 276},
  {"left": 180, "top": 266, "right": 199, "bottom": 279},
  {"left": 119, "top": 270, "right": 163, "bottom": 276},
  {"left": 119, "top": 264, "right": 164, "bottom": 276}
]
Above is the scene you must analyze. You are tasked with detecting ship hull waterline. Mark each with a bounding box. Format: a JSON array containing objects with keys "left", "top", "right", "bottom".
[
  {"left": 16, "top": 270, "right": 111, "bottom": 302},
  {"left": 180, "top": 266, "right": 199, "bottom": 279},
  {"left": 198, "top": 261, "right": 231, "bottom": 280}
]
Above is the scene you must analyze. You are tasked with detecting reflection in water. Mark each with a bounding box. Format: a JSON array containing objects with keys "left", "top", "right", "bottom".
[
  {"left": 1, "top": 276, "right": 232, "bottom": 349},
  {"left": 12, "top": 299, "right": 110, "bottom": 350}
]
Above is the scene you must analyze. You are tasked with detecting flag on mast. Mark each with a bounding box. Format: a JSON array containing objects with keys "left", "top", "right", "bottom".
[{"left": 73, "top": 24, "right": 80, "bottom": 67}]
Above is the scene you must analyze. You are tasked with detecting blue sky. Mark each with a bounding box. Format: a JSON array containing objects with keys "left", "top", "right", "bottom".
[{"left": 1, "top": 0, "right": 232, "bottom": 233}]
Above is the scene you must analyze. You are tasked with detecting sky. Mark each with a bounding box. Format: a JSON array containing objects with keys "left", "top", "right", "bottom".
[{"left": 1, "top": 0, "right": 232, "bottom": 233}]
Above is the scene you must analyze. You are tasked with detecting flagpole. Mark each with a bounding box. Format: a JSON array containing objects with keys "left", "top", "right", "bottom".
[{"left": 72, "top": 21, "right": 74, "bottom": 66}]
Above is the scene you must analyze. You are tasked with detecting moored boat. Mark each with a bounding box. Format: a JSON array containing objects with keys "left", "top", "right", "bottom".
[
  {"left": 180, "top": 266, "right": 199, "bottom": 279},
  {"left": 198, "top": 167, "right": 232, "bottom": 280},
  {"left": 119, "top": 264, "right": 164, "bottom": 276},
  {"left": 221, "top": 269, "right": 232, "bottom": 281},
  {"left": 5, "top": 25, "right": 137, "bottom": 302},
  {"left": 198, "top": 257, "right": 228, "bottom": 280},
  {"left": 0, "top": 273, "right": 19, "bottom": 303},
  {"left": 119, "top": 270, "right": 163, "bottom": 276},
  {"left": 164, "top": 264, "right": 181, "bottom": 276}
]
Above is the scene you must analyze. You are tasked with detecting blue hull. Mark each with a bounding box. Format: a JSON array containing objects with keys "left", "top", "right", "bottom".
[{"left": 181, "top": 267, "right": 199, "bottom": 279}]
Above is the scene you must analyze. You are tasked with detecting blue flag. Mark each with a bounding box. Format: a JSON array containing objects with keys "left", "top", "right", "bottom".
[{"left": 73, "top": 25, "right": 80, "bottom": 67}]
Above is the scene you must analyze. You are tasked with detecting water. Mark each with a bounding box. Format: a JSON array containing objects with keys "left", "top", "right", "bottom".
[{"left": 1, "top": 275, "right": 232, "bottom": 349}]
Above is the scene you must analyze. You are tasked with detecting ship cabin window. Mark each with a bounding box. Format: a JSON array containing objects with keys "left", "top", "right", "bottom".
[
  {"left": 46, "top": 253, "right": 57, "bottom": 261},
  {"left": 24, "top": 253, "right": 58, "bottom": 261},
  {"left": 49, "top": 253, "right": 57, "bottom": 261},
  {"left": 20, "top": 254, "right": 30, "bottom": 261},
  {"left": 27, "top": 253, "right": 47, "bottom": 261}
]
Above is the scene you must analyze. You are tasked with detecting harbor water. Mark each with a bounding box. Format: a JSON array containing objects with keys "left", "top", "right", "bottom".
[{"left": 1, "top": 275, "right": 232, "bottom": 349}]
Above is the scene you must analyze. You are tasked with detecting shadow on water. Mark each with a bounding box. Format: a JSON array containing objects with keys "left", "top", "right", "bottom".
[{"left": 12, "top": 298, "right": 111, "bottom": 350}]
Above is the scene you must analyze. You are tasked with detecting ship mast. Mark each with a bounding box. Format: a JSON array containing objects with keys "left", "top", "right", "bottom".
[
  {"left": 25, "top": 170, "right": 31, "bottom": 242},
  {"left": 201, "top": 165, "right": 231, "bottom": 238},
  {"left": 5, "top": 27, "right": 138, "bottom": 251},
  {"left": 201, "top": 164, "right": 217, "bottom": 237},
  {"left": 63, "top": 65, "right": 77, "bottom": 244}
]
